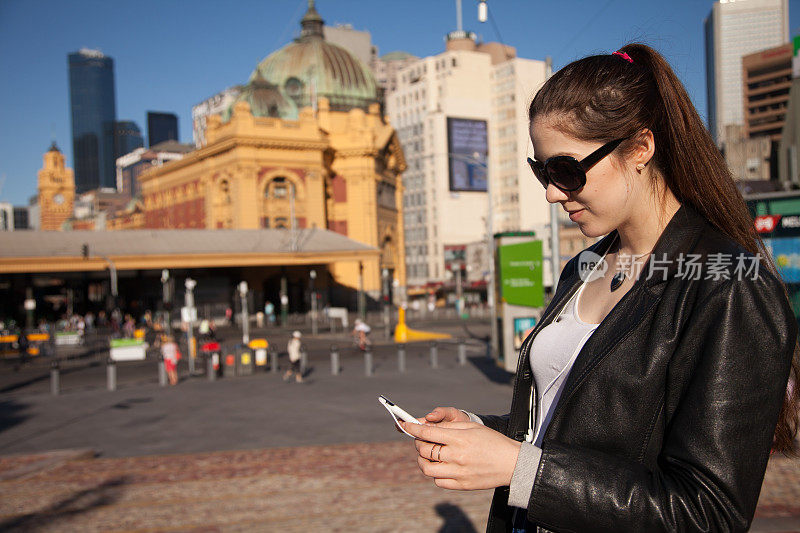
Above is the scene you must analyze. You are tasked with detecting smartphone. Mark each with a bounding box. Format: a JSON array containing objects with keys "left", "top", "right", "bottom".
[{"left": 379, "top": 395, "right": 422, "bottom": 437}]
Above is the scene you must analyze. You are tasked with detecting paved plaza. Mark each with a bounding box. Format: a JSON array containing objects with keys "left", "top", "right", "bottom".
[{"left": 1, "top": 319, "right": 799, "bottom": 531}]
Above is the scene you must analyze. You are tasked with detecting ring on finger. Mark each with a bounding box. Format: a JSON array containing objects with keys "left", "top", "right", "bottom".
[
  {"left": 428, "top": 443, "right": 438, "bottom": 462},
  {"left": 436, "top": 444, "right": 444, "bottom": 462}
]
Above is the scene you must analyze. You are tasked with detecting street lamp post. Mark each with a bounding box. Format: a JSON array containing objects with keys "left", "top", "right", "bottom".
[
  {"left": 161, "top": 269, "right": 172, "bottom": 336},
  {"left": 357, "top": 262, "right": 365, "bottom": 321},
  {"left": 184, "top": 278, "right": 197, "bottom": 374},
  {"left": 455, "top": 262, "right": 464, "bottom": 318},
  {"left": 238, "top": 281, "right": 249, "bottom": 344},
  {"left": 309, "top": 270, "right": 317, "bottom": 335},
  {"left": 280, "top": 273, "right": 288, "bottom": 326},
  {"left": 382, "top": 268, "right": 390, "bottom": 338},
  {"left": 82, "top": 244, "right": 118, "bottom": 313},
  {"left": 24, "top": 287, "right": 35, "bottom": 331}
]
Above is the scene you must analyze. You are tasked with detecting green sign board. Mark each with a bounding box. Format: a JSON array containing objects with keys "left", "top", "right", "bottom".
[{"left": 498, "top": 240, "right": 544, "bottom": 308}]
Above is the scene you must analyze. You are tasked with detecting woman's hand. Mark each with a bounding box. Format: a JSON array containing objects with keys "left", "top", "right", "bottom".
[
  {"left": 421, "top": 406, "right": 470, "bottom": 424},
  {"left": 400, "top": 420, "right": 522, "bottom": 491},
  {"left": 394, "top": 406, "right": 469, "bottom": 434}
]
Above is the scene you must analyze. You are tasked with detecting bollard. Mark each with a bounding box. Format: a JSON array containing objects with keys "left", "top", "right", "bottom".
[
  {"left": 207, "top": 354, "right": 216, "bottom": 382},
  {"left": 107, "top": 358, "right": 117, "bottom": 391},
  {"left": 50, "top": 359, "right": 60, "bottom": 396},
  {"left": 458, "top": 339, "right": 467, "bottom": 366},
  {"left": 224, "top": 352, "right": 237, "bottom": 378},
  {"left": 270, "top": 349, "right": 278, "bottom": 374},
  {"left": 330, "top": 345, "right": 340, "bottom": 375},
  {"left": 430, "top": 342, "right": 438, "bottom": 369},
  {"left": 364, "top": 347, "right": 373, "bottom": 377},
  {"left": 158, "top": 354, "right": 167, "bottom": 387},
  {"left": 239, "top": 347, "right": 253, "bottom": 376},
  {"left": 398, "top": 343, "right": 406, "bottom": 373}
]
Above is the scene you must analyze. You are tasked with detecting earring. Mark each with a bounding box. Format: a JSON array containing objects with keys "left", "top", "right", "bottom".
[{"left": 636, "top": 163, "right": 645, "bottom": 172}]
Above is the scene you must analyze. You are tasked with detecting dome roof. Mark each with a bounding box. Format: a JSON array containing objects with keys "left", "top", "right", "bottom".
[
  {"left": 224, "top": 76, "right": 298, "bottom": 121},
  {"left": 249, "top": 1, "right": 378, "bottom": 114}
]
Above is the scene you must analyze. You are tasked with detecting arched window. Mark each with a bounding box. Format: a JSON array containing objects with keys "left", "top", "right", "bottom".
[
  {"left": 269, "top": 177, "right": 291, "bottom": 199},
  {"left": 214, "top": 178, "right": 233, "bottom": 228},
  {"left": 262, "top": 176, "right": 300, "bottom": 229},
  {"left": 219, "top": 179, "right": 231, "bottom": 203}
]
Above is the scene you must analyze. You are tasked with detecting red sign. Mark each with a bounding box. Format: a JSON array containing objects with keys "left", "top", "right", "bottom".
[{"left": 754, "top": 215, "right": 781, "bottom": 233}]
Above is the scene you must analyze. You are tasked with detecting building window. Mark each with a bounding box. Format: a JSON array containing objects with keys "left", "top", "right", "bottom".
[
  {"left": 219, "top": 179, "right": 231, "bottom": 204},
  {"left": 270, "top": 177, "right": 290, "bottom": 198}
]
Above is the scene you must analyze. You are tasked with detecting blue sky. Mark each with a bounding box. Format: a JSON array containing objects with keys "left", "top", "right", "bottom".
[{"left": 1, "top": 0, "right": 798, "bottom": 206}]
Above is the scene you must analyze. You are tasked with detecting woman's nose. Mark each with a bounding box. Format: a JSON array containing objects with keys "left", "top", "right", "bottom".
[{"left": 545, "top": 182, "right": 569, "bottom": 204}]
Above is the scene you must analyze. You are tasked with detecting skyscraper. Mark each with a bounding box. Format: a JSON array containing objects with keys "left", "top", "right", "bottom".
[
  {"left": 113, "top": 120, "right": 144, "bottom": 160},
  {"left": 68, "top": 48, "right": 117, "bottom": 192},
  {"left": 704, "top": 0, "right": 788, "bottom": 145},
  {"left": 147, "top": 112, "right": 179, "bottom": 147}
]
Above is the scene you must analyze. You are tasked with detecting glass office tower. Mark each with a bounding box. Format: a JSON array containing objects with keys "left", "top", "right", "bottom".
[
  {"left": 68, "top": 49, "right": 117, "bottom": 192},
  {"left": 114, "top": 120, "right": 144, "bottom": 160},
  {"left": 147, "top": 112, "right": 179, "bottom": 147}
]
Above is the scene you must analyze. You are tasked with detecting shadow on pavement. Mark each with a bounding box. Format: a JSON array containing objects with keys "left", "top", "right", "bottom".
[
  {"left": 0, "top": 360, "right": 103, "bottom": 395},
  {"left": 468, "top": 355, "right": 514, "bottom": 385},
  {"left": 0, "top": 399, "right": 29, "bottom": 436},
  {"left": 0, "top": 476, "right": 127, "bottom": 531},
  {"left": 436, "top": 502, "right": 479, "bottom": 533}
]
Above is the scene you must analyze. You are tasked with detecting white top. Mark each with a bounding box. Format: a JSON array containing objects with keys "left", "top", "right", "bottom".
[
  {"left": 287, "top": 338, "right": 302, "bottom": 362},
  {"left": 528, "top": 279, "right": 599, "bottom": 445},
  {"left": 466, "top": 241, "right": 615, "bottom": 510}
]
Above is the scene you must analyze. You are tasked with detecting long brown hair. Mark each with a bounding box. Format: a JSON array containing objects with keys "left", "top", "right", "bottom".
[{"left": 529, "top": 43, "right": 799, "bottom": 455}]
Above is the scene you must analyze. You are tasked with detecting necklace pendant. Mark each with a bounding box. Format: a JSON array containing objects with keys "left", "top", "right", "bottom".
[{"left": 610, "top": 272, "right": 626, "bottom": 292}]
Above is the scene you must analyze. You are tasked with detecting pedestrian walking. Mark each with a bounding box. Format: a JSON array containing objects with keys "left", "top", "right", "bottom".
[
  {"left": 264, "top": 301, "right": 276, "bottom": 326},
  {"left": 352, "top": 318, "right": 371, "bottom": 351},
  {"left": 160, "top": 335, "right": 180, "bottom": 386},
  {"left": 398, "top": 44, "right": 800, "bottom": 533},
  {"left": 283, "top": 331, "right": 304, "bottom": 383}
]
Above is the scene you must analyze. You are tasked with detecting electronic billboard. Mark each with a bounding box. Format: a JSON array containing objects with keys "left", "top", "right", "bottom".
[{"left": 447, "top": 117, "right": 488, "bottom": 192}]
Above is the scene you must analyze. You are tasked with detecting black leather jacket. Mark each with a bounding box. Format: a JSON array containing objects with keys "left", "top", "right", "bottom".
[{"left": 479, "top": 203, "right": 798, "bottom": 533}]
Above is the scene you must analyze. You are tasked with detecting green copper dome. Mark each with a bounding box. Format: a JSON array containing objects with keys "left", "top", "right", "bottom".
[
  {"left": 224, "top": 76, "right": 298, "bottom": 121},
  {"left": 249, "top": 0, "right": 378, "bottom": 115}
]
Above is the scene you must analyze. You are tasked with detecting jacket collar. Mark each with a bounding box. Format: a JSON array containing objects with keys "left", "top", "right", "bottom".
[
  {"left": 537, "top": 202, "right": 710, "bottom": 430},
  {"left": 570, "top": 201, "right": 708, "bottom": 292}
]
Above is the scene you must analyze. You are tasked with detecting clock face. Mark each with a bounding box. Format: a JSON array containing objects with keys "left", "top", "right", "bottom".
[{"left": 53, "top": 193, "right": 64, "bottom": 205}]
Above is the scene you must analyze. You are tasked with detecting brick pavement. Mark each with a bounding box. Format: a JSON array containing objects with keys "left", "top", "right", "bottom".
[
  {"left": 1, "top": 317, "right": 799, "bottom": 531},
  {"left": 0, "top": 442, "right": 492, "bottom": 532},
  {"left": 0, "top": 444, "right": 798, "bottom": 532}
]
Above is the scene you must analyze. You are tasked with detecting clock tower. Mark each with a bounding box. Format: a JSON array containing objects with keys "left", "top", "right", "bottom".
[{"left": 38, "top": 142, "right": 75, "bottom": 231}]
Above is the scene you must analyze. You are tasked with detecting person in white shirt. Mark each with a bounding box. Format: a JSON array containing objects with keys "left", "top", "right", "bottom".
[
  {"left": 352, "top": 319, "right": 371, "bottom": 351},
  {"left": 283, "top": 331, "right": 303, "bottom": 383}
]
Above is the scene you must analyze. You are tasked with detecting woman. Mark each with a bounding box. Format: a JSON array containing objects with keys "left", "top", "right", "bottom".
[
  {"left": 399, "top": 44, "right": 800, "bottom": 532},
  {"left": 160, "top": 335, "right": 179, "bottom": 386}
]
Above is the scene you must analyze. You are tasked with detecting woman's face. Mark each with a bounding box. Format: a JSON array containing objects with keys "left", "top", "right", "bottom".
[{"left": 530, "top": 116, "right": 639, "bottom": 238}]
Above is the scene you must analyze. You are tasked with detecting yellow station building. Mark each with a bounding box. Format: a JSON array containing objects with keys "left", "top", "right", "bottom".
[
  {"left": 132, "top": 1, "right": 406, "bottom": 296},
  {"left": 2, "top": 2, "right": 406, "bottom": 320}
]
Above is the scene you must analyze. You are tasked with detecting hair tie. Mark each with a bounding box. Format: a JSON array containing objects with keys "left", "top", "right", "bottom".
[{"left": 612, "top": 51, "right": 633, "bottom": 63}]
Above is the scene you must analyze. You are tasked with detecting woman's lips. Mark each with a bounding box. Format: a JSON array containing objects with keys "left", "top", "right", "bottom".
[{"left": 568, "top": 209, "right": 584, "bottom": 221}]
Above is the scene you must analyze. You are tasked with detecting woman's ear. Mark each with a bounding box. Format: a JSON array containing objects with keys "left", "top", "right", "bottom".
[{"left": 633, "top": 128, "right": 656, "bottom": 169}]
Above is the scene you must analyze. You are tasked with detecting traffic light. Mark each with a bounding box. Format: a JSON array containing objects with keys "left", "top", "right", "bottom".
[{"left": 82, "top": 244, "right": 89, "bottom": 259}]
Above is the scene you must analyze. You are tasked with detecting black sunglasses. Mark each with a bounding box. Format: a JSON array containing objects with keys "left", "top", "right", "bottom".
[{"left": 527, "top": 138, "right": 627, "bottom": 192}]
